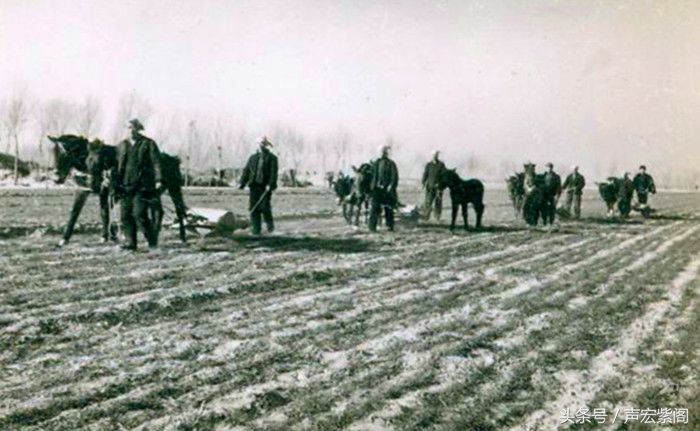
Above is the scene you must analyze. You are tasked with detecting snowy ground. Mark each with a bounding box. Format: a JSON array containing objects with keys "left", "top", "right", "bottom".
[{"left": 1, "top": 188, "right": 699, "bottom": 430}]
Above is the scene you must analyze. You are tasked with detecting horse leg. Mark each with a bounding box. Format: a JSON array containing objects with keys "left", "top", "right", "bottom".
[
  {"left": 450, "top": 204, "right": 458, "bottom": 231},
  {"left": 475, "top": 201, "right": 484, "bottom": 229},
  {"left": 60, "top": 190, "right": 90, "bottom": 246},
  {"left": 151, "top": 195, "right": 164, "bottom": 244},
  {"left": 462, "top": 203, "right": 469, "bottom": 230},
  {"left": 169, "top": 186, "right": 187, "bottom": 243},
  {"left": 99, "top": 188, "right": 111, "bottom": 242}
]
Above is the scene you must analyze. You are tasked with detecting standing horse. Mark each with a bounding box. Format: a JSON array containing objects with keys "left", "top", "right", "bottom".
[
  {"left": 333, "top": 173, "right": 354, "bottom": 223},
  {"left": 50, "top": 135, "right": 188, "bottom": 245},
  {"left": 50, "top": 135, "right": 118, "bottom": 246},
  {"left": 332, "top": 163, "right": 373, "bottom": 226},
  {"left": 437, "top": 168, "right": 485, "bottom": 231},
  {"left": 506, "top": 172, "right": 525, "bottom": 219}
]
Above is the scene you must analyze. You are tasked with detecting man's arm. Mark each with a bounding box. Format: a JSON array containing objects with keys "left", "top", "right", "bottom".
[
  {"left": 649, "top": 176, "right": 656, "bottom": 193},
  {"left": 556, "top": 175, "right": 563, "bottom": 197},
  {"left": 421, "top": 164, "right": 429, "bottom": 187},
  {"left": 239, "top": 156, "right": 251, "bottom": 189},
  {"left": 148, "top": 139, "right": 162, "bottom": 184},
  {"left": 391, "top": 161, "right": 399, "bottom": 190},
  {"left": 562, "top": 175, "right": 571, "bottom": 190},
  {"left": 269, "top": 155, "right": 278, "bottom": 191}
]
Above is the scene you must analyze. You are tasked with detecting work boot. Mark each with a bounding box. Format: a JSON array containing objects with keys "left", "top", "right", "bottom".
[{"left": 56, "top": 238, "right": 68, "bottom": 248}]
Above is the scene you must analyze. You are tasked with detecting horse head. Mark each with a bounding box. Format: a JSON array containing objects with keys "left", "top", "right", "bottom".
[
  {"left": 438, "top": 168, "right": 459, "bottom": 190},
  {"left": 333, "top": 174, "right": 353, "bottom": 200},
  {"left": 49, "top": 135, "right": 89, "bottom": 184}
]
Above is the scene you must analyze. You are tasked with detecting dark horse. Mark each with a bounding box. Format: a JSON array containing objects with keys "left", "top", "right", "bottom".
[
  {"left": 437, "top": 168, "right": 485, "bottom": 230},
  {"left": 506, "top": 172, "right": 525, "bottom": 219},
  {"left": 50, "top": 134, "right": 188, "bottom": 245},
  {"left": 333, "top": 163, "right": 373, "bottom": 226}
]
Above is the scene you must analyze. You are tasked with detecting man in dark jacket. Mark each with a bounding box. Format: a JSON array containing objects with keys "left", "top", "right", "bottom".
[
  {"left": 633, "top": 165, "right": 656, "bottom": 207},
  {"left": 542, "top": 162, "right": 562, "bottom": 225},
  {"left": 421, "top": 150, "right": 446, "bottom": 221},
  {"left": 562, "top": 165, "right": 586, "bottom": 219},
  {"left": 118, "top": 119, "right": 161, "bottom": 250},
  {"left": 239, "top": 136, "right": 278, "bottom": 235},
  {"left": 618, "top": 172, "right": 635, "bottom": 218},
  {"left": 368, "top": 145, "right": 399, "bottom": 232}
]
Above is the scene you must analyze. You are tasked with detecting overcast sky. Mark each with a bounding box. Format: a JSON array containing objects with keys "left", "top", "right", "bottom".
[{"left": 1, "top": 0, "right": 699, "bottom": 178}]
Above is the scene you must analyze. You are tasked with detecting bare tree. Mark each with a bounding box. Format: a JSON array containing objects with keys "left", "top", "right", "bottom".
[
  {"left": 76, "top": 96, "right": 102, "bottom": 138},
  {"left": 314, "top": 137, "right": 329, "bottom": 175},
  {"left": 465, "top": 153, "right": 481, "bottom": 174},
  {"left": 331, "top": 128, "right": 351, "bottom": 171},
  {"left": 184, "top": 120, "right": 199, "bottom": 186},
  {"left": 3, "top": 91, "right": 32, "bottom": 183},
  {"left": 36, "top": 99, "right": 75, "bottom": 169}
]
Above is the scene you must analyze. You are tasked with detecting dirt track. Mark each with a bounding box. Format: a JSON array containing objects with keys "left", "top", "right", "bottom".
[{"left": 1, "top": 188, "right": 699, "bottom": 430}]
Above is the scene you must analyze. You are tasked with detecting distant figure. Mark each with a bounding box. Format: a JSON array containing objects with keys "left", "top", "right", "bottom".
[
  {"left": 522, "top": 162, "right": 545, "bottom": 226},
  {"left": 118, "top": 119, "right": 161, "bottom": 250},
  {"left": 421, "top": 150, "right": 446, "bottom": 221},
  {"left": 369, "top": 145, "right": 399, "bottom": 232},
  {"left": 506, "top": 171, "right": 525, "bottom": 219},
  {"left": 633, "top": 165, "right": 656, "bottom": 215},
  {"left": 618, "top": 171, "right": 635, "bottom": 218},
  {"left": 542, "top": 162, "right": 562, "bottom": 225},
  {"left": 239, "top": 136, "right": 278, "bottom": 235},
  {"left": 562, "top": 165, "right": 586, "bottom": 219},
  {"left": 326, "top": 171, "right": 335, "bottom": 188}
]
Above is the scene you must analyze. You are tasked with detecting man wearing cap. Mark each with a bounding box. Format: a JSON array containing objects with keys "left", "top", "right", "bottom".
[
  {"left": 117, "top": 118, "right": 162, "bottom": 250},
  {"left": 369, "top": 145, "right": 399, "bottom": 232},
  {"left": 633, "top": 165, "right": 656, "bottom": 209},
  {"left": 421, "top": 150, "right": 446, "bottom": 221},
  {"left": 542, "top": 162, "right": 562, "bottom": 225},
  {"left": 239, "top": 136, "right": 278, "bottom": 235},
  {"left": 562, "top": 165, "right": 586, "bottom": 219}
]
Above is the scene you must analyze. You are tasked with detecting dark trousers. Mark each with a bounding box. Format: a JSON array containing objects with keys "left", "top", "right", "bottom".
[
  {"left": 249, "top": 185, "right": 274, "bottom": 234},
  {"left": 423, "top": 187, "right": 443, "bottom": 220},
  {"left": 121, "top": 190, "right": 158, "bottom": 248},
  {"left": 564, "top": 191, "right": 582, "bottom": 219},
  {"left": 369, "top": 188, "right": 395, "bottom": 232},
  {"left": 618, "top": 197, "right": 632, "bottom": 217},
  {"left": 542, "top": 195, "right": 557, "bottom": 225},
  {"left": 63, "top": 188, "right": 115, "bottom": 242},
  {"left": 637, "top": 192, "right": 649, "bottom": 205}
]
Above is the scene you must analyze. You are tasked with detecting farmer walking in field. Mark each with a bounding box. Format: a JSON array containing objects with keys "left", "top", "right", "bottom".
[
  {"left": 368, "top": 144, "right": 399, "bottom": 232},
  {"left": 117, "top": 119, "right": 162, "bottom": 250},
  {"left": 633, "top": 165, "right": 656, "bottom": 216},
  {"left": 617, "top": 171, "right": 635, "bottom": 218},
  {"left": 562, "top": 165, "right": 586, "bottom": 219},
  {"left": 239, "top": 136, "right": 278, "bottom": 235},
  {"left": 421, "top": 150, "right": 446, "bottom": 221},
  {"left": 542, "top": 162, "right": 562, "bottom": 225}
]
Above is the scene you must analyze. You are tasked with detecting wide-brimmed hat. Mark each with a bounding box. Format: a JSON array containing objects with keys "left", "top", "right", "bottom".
[
  {"left": 545, "top": 162, "right": 553, "bottom": 168},
  {"left": 128, "top": 118, "right": 144, "bottom": 131},
  {"left": 639, "top": 165, "right": 646, "bottom": 170},
  {"left": 257, "top": 135, "right": 273, "bottom": 147}
]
